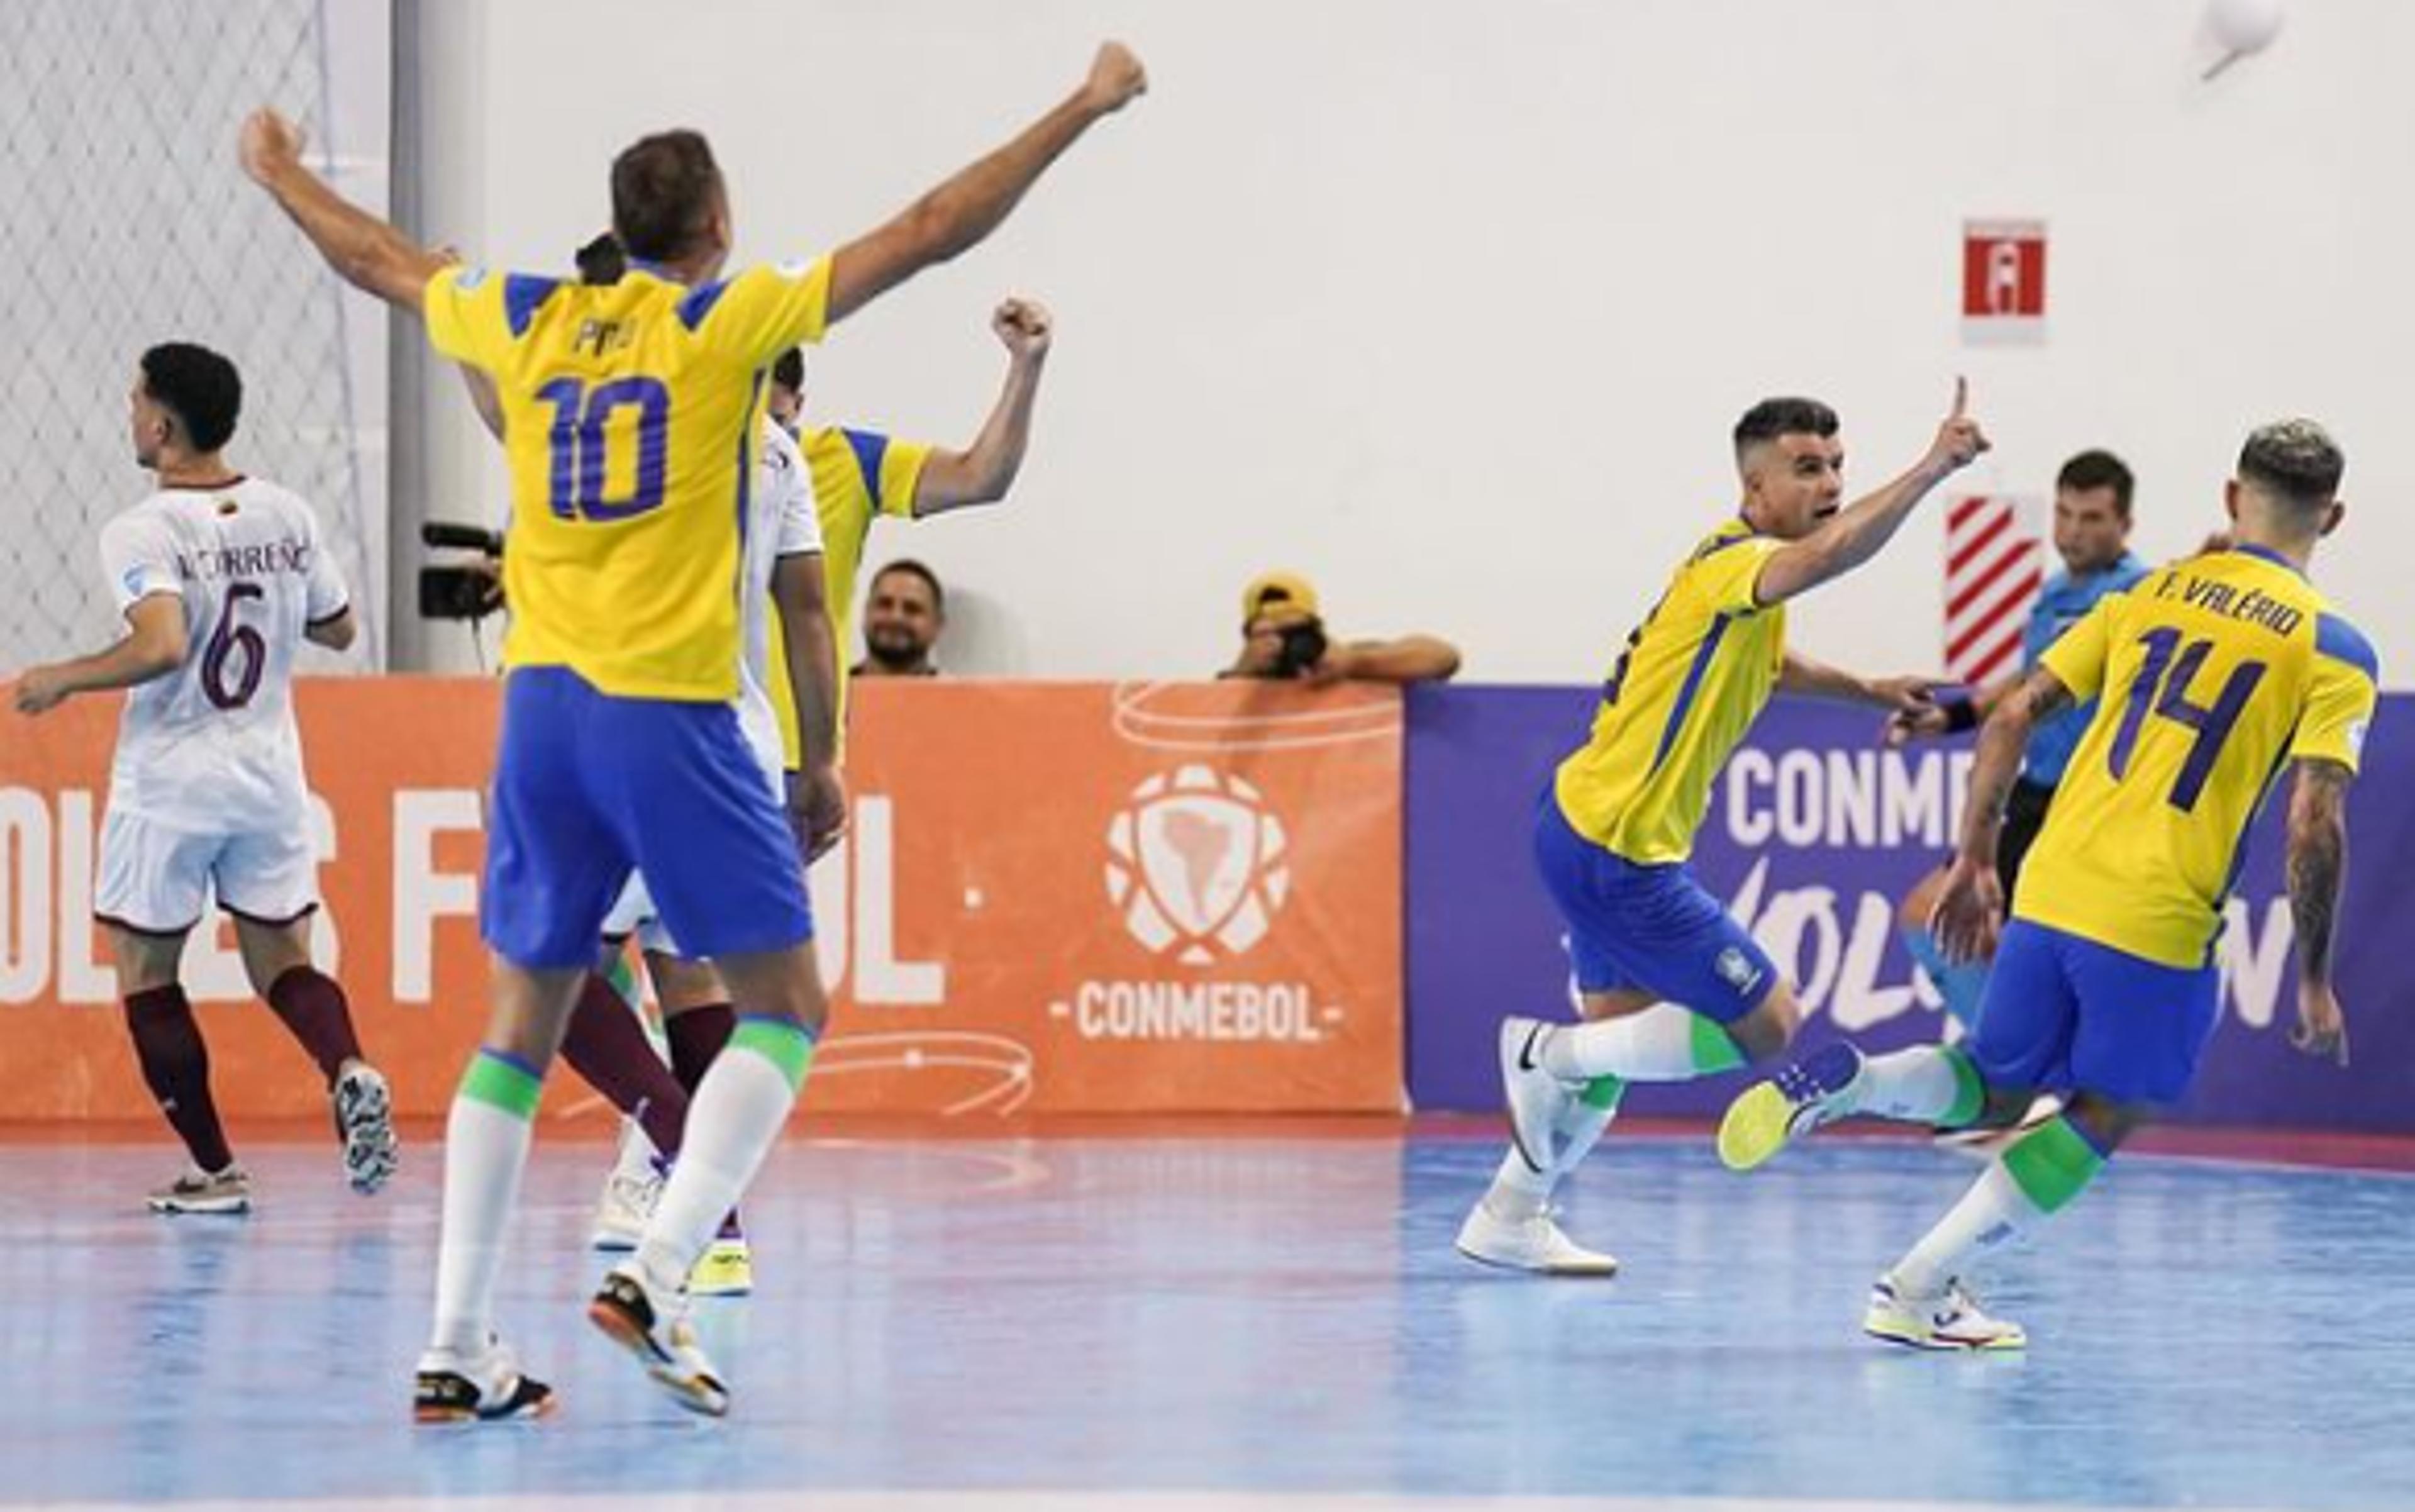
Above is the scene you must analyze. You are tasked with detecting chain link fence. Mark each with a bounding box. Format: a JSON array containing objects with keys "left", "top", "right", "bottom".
[{"left": 0, "top": 0, "right": 384, "bottom": 671}]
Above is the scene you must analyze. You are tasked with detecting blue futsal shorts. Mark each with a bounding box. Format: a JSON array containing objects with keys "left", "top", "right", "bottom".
[
  {"left": 481, "top": 667, "right": 813, "bottom": 969},
  {"left": 1966, "top": 919, "right": 2220, "bottom": 1105},
  {"left": 1531, "top": 796, "right": 1780, "bottom": 1025}
]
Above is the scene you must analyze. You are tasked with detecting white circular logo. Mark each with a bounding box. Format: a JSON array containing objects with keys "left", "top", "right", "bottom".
[{"left": 1105, "top": 765, "right": 1291, "bottom": 965}]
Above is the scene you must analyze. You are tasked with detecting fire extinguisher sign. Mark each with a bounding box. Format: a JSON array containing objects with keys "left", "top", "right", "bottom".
[{"left": 1961, "top": 219, "right": 2047, "bottom": 344}]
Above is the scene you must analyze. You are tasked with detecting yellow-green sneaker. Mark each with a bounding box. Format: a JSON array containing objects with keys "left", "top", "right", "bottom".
[
  {"left": 1717, "top": 1042, "right": 1865, "bottom": 1171},
  {"left": 689, "top": 1237, "right": 753, "bottom": 1298}
]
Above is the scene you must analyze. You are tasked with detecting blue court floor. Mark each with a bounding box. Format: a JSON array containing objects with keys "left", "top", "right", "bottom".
[{"left": 4, "top": 1125, "right": 2412, "bottom": 1511}]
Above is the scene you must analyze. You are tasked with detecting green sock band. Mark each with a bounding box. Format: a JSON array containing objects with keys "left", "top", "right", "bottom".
[
  {"left": 2001, "top": 1116, "right": 2107, "bottom": 1215},
  {"left": 731, "top": 1016, "right": 817, "bottom": 1094},
  {"left": 1689, "top": 1015, "right": 1746, "bottom": 1073},
  {"left": 1580, "top": 1074, "right": 1626, "bottom": 1111},
  {"left": 460, "top": 1050, "right": 542, "bottom": 1120},
  {"left": 1940, "top": 1047, "right": 1985, "bottom": 1128},
  {"left": 602, "top": 950, "right": 640, "bottom": 1005}
]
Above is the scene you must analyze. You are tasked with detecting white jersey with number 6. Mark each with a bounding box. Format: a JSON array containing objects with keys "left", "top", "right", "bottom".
[{"left": 98, "top": 477, "right": 348, "bottom": 828}]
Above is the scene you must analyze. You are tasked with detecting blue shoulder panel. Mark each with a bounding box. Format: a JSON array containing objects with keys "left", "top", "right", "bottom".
[
  {"left": 2315, "top": 613, "right": 2379, "bottom": 684},
  {"left": 502, "top": 275, "right": 563, "bottom": 338}
]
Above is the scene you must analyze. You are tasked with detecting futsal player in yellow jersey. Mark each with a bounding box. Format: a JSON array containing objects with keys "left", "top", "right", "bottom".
[
  {"left": 1720, "top": 420, "right": 2372, "bottom": 1351},
  {"left": 239, "top": 40, "right": 1147, "bottom": 1421},
  {"left": 761, "top": 294, "right": 1056, "bottom": 761},
  {"left": 1470, "top": 387, "right": 1990, "bottom": 1276}
]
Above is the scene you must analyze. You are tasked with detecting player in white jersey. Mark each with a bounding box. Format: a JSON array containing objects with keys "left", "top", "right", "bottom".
[
  {"left": 10, "top": 344, "right": 397, "bottom": 1213},
  {"left": 582, "top": 407, "right": 828, "bottom": 1294}
]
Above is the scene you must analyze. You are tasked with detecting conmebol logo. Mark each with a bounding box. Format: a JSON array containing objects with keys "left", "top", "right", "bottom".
[{"left": 1104, "top": 765, "right": 1291, "bottom": 965}]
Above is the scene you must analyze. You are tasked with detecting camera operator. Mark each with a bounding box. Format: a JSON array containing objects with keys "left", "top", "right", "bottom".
[
  {"left": 1222, "top": 571, "right": 1460, "bottom": 685},
  {"left": 418, "top": 521, "right": 505, "bottom": 623}
]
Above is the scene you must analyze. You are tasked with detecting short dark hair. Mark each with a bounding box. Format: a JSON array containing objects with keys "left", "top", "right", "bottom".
[
  {"left": 871, "top": 558, "right": 945, "bottom": 614},
  {"left": 1732, "top": 397, "right": 1840, "bottom": 458},
  {"left": 772, "top": 348, "right": 805, "bottom": 394},
  {"left": 140, "top": 343, "right": 242, "bottom": 452},
  {"left": 2238, "top": 420, "right": 2345, "bottom": 513},
  {"left": 574, "top": 231, "right": 628, "bottom": 285},
  {"left": 610, "top": 130, "right": 723, "bottom": 264},
  {"left": 2055, "top": 448, "right": 2135, "bottom": 517}
]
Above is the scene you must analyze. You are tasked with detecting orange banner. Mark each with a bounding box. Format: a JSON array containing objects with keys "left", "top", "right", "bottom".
[{"left": 0, "top": 678, "right": 1403, "bottom": 1122}]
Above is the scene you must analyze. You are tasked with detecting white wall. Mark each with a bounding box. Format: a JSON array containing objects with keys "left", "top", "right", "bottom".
[{"left": 401, "top": 0, "right": 2415, "bottom": 684}]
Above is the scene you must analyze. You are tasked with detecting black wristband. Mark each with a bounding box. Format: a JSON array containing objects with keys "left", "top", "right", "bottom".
[{"left": 1942, "top": 696, "right": 1980, "bottom": 734}]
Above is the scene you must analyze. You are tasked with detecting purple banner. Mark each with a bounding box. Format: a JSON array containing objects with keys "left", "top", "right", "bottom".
[{"left": 1405, "top": 686, "right": 2415, "bottom": 1131}]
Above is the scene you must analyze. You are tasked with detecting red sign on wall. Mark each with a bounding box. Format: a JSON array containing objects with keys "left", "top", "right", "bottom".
[{"left": 1962, "top": 219, "right": 2047, "bottom": 341}]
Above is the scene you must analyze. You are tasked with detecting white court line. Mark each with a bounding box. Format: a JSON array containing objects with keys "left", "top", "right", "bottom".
[{"left": 55, "top": 1493, "right": 2289, "bottom": 1512}]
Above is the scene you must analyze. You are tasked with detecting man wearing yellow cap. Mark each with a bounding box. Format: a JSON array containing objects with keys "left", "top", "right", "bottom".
[{"left": 1224, "top": 571, "right": 1462, "bottom": 684}]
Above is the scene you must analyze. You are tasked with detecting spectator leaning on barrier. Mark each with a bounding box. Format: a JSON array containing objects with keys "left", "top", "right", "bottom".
[{"left": 1221, "top": 571, "right": 1461, "bottom": 685}]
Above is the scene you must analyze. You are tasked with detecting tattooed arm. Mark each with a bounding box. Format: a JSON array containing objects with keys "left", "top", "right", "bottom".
[
  {"left": 2285, "top": 758, "right": 2353, "bottom": 1065},
  {"left": 1931, "top": 666, "right": 2074, "bottom": 964}
]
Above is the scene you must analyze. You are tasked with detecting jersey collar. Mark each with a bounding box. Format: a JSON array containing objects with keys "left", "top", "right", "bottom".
[{"left": 2231, "top": 542, "right": 2309, "bottom": 580}]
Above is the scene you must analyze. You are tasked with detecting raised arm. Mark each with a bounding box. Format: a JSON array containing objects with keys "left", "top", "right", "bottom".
[
  {"left": 912, "top": 299, "right": 1053, "bottom": 516},
  {"left": 1931, "top": 665, "right": 2074, "bottom": 962},
  {"left": 1753, "top": 379, "right": 1990, "bottom": 608},
  {"left": 825, "top": 44, "right": 1146, "bottom": 325},
  {"left": 2284, "top": 757, "right": 2353, "bottom": 1065},
  {"left": 239, "top": 109, "right": 450, "bottom": 312}
]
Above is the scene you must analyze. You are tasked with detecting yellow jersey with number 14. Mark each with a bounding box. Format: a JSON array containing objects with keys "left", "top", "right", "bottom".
[
  {"left": 2016, "top": 545, "right": 2379, "bottom": 968},
  {"left": 423, "top": 257, "right": 834, "bottom": 701},
  {"left": 1555, "top": 517, "right": 1788, "bottom": 864}
]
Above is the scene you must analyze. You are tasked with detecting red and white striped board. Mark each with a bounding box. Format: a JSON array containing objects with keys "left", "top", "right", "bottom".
[{"left": 1945, "top": 496, "right": 2043, "bottom": 686}]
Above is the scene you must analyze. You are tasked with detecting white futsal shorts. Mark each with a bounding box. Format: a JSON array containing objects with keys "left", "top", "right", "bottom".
[{"left": 94, "top": 808, "right": 319, "bottom": 935}]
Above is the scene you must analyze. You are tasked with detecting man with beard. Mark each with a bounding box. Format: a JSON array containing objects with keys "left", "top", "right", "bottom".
[{"left": 855, "top": 560, "right": 949, "bottom": 679}]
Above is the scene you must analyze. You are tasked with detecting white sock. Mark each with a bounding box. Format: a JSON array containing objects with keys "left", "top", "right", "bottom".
[
  {"left": 428, "top": 1052, "right": 541, "bottom": 1358},
  {"left": 1853, "top": 1047, "right": 1971, "bottom": 1122},
  {"left": 1482, "top": 1079, "right": 1623, "bottom": 1221},
  {"left": 1890, "top": 1160, "right": 2042, "bottom": 1297},
  {"left": 633, "top": 1020, "right": 811, "bottom": 1292},
  {"left": 1539, "top": 1006, "right": 1737, "bottom": 1082}
]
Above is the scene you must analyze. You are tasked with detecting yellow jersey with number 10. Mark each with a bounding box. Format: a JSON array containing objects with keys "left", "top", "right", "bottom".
[
  {"left": 2016, "top": 545, "right": 2379, "bottom": 968},
  {"left": 1554, "top": 518, "right": 1788, "bottom": 864},
  {"left": 423, "top": 257, "right": 834, "bottom": 701}
]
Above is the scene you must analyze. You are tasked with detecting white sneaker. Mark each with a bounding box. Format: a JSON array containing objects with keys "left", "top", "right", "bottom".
[
  {"left": 587, "top": 1265, "right": 729, "bottom": 1416},
  {"left": 1863, "top": 1274, "right": 2027, "bottom": 1352},
  {"left": 589, "top": 1167, "right": 662, "bottom": 1252},
  {"left": 333, "top": 1063, "right": 399, "bottom": 1195},
  {"left": 1456, "top": 1199, "right": 1618, "bottom": 1277},
  {"left": 147, "top": 1164, "right": 251, "bottom": 1215},
  {"left": 1499, "top": 1018, "right": 1577, "bottom": 1176},
  {"left": 413, "top": 1335, "right": 554, "bottom": 1423}
]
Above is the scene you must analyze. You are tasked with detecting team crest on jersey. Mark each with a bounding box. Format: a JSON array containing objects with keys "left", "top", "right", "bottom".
[{"left": 1714, "top": 946, "right": 1764, "bottom": 994}]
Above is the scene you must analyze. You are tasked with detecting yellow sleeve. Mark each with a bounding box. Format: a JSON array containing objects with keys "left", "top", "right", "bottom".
[
  {"left": 2293, "top": 616, "right": 2381, "bottom": 774},
  {"left": 423, "top": 265, "right": 506, "bottom": 366},
  {"left": 1685, "top": 536, "right": 1782, "bottom": 617},
  {"left": 2038, "top": 592, "right": 2122, "bottom": 703},
  {"left": 692, "top": 258, "right": 834, "bottom": 367},
  {"left": 877, "top": 439, "right": 934, "bottom": 519}
]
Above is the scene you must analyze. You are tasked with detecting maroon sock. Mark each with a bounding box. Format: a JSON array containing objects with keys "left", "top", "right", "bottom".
[
  {"left": 264, "top": 966, "right": 365, "bottom": 1085},
  {"left": 125, "top": 985, "right": 235, "bottom": 1172},
  {"left": 665, "top": 1003, "right": 736, "bottom": 1094},
  {"left": 559, "top": 973, "right": 689, "bottom": 1159}
]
